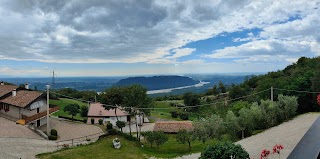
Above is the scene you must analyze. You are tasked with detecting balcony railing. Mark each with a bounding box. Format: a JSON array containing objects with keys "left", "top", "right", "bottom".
[{"left": 22, "top": 106, "right": 60, "bottom": 123}]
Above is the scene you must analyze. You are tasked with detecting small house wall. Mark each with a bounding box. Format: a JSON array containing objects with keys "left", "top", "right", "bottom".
[
  {"left": 87, "top": 116, "right": 128, "bottom": 126},
  {"left": 0, "top": 104, "right": 20, "bottom": 119}
]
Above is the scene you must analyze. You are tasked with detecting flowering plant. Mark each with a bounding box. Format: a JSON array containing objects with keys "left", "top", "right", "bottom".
[
  {"left": 273, "top": 144, "right": 284, "bottom": 159},
  {"left": 260, "top": 149, "right": 270, "bottom": 159},
  {"left": 317, "top": 94, "right": 320, "bottom": 106}
]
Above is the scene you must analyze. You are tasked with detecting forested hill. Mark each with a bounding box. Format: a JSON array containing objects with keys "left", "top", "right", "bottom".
[
  {"left": 228, "top": 56, "right": 320, "bottom": 113},
  {"left": 115, "top": 75, "right": 200, "bottom": 91}
]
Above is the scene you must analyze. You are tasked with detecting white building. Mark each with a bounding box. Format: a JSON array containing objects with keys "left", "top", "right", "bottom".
[
  {"left": 87, "top": 102, "right": 129, "bottom": 126},
  {"left": 0, "top": 82, "right": 59, "bottom": 127}
]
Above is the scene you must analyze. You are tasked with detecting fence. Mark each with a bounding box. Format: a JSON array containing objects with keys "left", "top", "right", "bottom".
[{"left": 55, "top": 132, "right": 105, "bottom": 149}]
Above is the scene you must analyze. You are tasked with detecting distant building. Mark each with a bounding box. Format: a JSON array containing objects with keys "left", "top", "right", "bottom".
[
  {"left": 0, "top": 81, "right": 59, "bottom": 127},
  {"left": 153, "top": 121, "right": 193, "bottom": 133},
  {"left": 87, "top": 102, "right": 129, "bottom": 126}
]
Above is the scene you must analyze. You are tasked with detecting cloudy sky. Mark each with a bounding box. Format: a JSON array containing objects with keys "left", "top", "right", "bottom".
[{"left": 0, "top": 0, "right": 319, "bottom": 77}]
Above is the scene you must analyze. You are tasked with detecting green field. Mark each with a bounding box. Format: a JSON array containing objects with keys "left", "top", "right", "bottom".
[
  {"left": 37, "top": 134, "right": 217, "bottom": 159},
  {"left": 50, "top": 98, "right": 88, "bottom": 120},
  {"left": 151, "top": 101, "right": 183, "bottom": 121}
]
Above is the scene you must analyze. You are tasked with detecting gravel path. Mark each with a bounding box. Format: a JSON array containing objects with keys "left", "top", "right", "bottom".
[{"left": 174, "top": 113, "right": 319, "bottom": 159}]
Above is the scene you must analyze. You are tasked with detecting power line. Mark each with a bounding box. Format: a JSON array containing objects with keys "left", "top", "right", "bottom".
[
  {"left": 273, "top": 88, "right": 320, "bottom": 94},
  {"left": 50, "top": 88, "right": 271, "bottom": 110}
]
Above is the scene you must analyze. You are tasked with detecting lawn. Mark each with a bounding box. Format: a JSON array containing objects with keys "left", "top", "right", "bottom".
[
  {"left": 37, "top": 134, "right": 217, "bottom": 159},
  {"left": 151, "top": 101, "right": 182, "bottom": 121},
  {"left": 50, "top": 98, "right": 88, "bottom": 120}
]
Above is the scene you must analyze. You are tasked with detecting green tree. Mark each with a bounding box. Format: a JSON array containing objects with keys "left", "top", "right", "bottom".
[
  {"left": 218, "top": 81, "right": 227, "bottom": 93},
  {"left": 238, "top": 108, "right": 253, "bottom": 138},
  {"left": 224, "top": 111, "right": 240, "bottom": 139},
  {"left": 116, "top": 120, "right": 126, "bottom": 132},
  {"left": 122, "top": 85, "right": 153, "bottom": 138},
  {"left": 176, "top": 129, "right": 194, "bottom": 151},
  {"left": 141, "top": 131, "right": 155, "bottom": 147},
  {"left": 64, "top": 104, "right": 80, "bottom": 121},
  {"left": 199, "top": 142, "right": 249, "bottom": 159},
  {"left": 277, "top": 94, "right": 298, "bottom": 120},
  {"left": 100, "top": 86, "right": 126, "bottom": 121},
  {"left": 230, "top": 101, "right": 251, "bottom": 116},
  {"left": 183, "top": 92, "right": 200, "bottom": 111},
  {"left": 193, "top": 114, "right": 224, "bottom": 143},
  {"left": 80, "top": 106, "right": 89, "bottom": 117},
  {"left": 153, "top": 131, "right": 168, "bottom": 150}
]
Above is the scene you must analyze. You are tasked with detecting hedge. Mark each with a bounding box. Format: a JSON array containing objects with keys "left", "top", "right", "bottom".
[{"left": 58, "top": 116, "right": 86, "bottom": 123}]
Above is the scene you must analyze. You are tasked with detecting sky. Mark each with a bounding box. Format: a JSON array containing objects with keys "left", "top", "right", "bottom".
[{"left": 0, "top": 0, "right": 319, "bottom": 77}]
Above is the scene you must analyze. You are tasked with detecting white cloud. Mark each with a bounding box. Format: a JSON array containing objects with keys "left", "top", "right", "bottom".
[{"left": 0, "top": 0, "right": 318, "bottom": 65}]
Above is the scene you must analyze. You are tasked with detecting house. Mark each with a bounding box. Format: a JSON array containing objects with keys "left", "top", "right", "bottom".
[
  {"left": 153, "top": 121, "right": 193, "bottom": 133},
  {"left": 87, "top": 102, "right": 129, "bottom": 125},
  {"left": 0, "top": 81, "right": 59, "bottom": 127}
]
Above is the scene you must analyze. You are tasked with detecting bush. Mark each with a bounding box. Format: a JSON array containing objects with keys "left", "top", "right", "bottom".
[
  {"left": 199, "top": 142, "right": 249, "bottom": 159},
  {"left": 179, "top": 113, "right": 189, "bottom": 120},
  {"left": 119, "top": 132, "right": 137, "bottom": 141},
  {"left": 91, "top": 118, "right": 95, "bottom": 124},
  {"left": 80, "top": 106, "right": 89, "bottom": 117},
  {"left": 170, "top": 111, "right": 179, "bottom": 118},
  {"left": 48, "top": 135, "right": 58, "bottom": 140},
  {"left": 107, "top": 123, "right": 113, "bottom": 130},
  {"left": 107, "top": 129, "right": 117, "bottom": 135},
  {"left": 83, "top": 118, "right": 87, "bottom": 123},
  {"left": 50, "top": 129, "right": 58, "bottom": 136},
  {"left": 98, "top": 119, "right": 103, "bottom": 125}
]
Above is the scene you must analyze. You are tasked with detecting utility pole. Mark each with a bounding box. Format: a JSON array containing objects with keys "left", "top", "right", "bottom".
[
  {"left": 271, "top": 87, "right": 273, "bottom": 102},
  {"left": 46, "top": 85, "right": 50, "bottom": 137}
]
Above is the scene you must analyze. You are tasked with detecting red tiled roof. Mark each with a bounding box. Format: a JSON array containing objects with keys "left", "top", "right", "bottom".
[
  {"left": 1, "top": 90, "right": 43, "bottom": 108},
  {"left": 87, "top": 102, "right": 128, "bottom": 117},
  {"left": 0, "top": 85, "right": 18, "bottom": 97},
  {"left": 154, "top": 121, "right": 193, "bottom": 133}
]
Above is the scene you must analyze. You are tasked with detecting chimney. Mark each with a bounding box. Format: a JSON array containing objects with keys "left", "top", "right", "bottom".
[
  {"left": 12, "top": 89, "right": 17, "bottom": 97},
  {"left": 0, "top": 81, "right": 4, "bottom": 85},
  {"left": 25, "top": 83, "right": 29, "bottom": 89}
]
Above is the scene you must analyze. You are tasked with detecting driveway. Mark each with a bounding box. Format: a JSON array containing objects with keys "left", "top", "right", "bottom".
[
  {"left": 40, "top": 117, "right": 104, "bottom": 141},
  {"left": 0, "top": 138, "right": 56, "bottom": 159},
  {"left": 0, "top": 117, "right": 41, "bottom": 139}
]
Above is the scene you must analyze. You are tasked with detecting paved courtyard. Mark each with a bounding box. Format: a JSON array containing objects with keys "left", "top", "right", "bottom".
[
  {"left": 122, "top": 123, "right": 155, "bottom": 133},
  {"left": 40, "top": 117, "right": 104, "bottom": 141},
  {"left": 0, "top": 117, "right": 41, "bottom": 139},
  {"left": 0, "top": 138, "right": 56, "bottom": 159}
]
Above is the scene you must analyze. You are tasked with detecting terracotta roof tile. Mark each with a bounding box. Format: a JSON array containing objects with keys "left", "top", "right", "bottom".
[
  {"left": 1, "top": 90, "right": 43, "bottom": 107},
  {"left": 154, "top": 121, "right": 193, "bottom": 133},
  {"left": 88, "top": 102, "right": 128, "bottom": 117},
  {"left": 0, "top": 85, "right": 18, "bottom": 97}
]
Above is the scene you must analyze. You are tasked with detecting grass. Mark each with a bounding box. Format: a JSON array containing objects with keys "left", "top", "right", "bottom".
[
  {"left": 50, "top": 98, "right": 88, "bottom": 120},
  {"left": 37, "top": 134, "right": 217, "bottom": 159},
  {"left": 151, "top": 101, "right": 182, "bottom": 121}
]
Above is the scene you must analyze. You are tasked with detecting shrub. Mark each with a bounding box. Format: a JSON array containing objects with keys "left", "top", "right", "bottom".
[
  {"left": 170, "top": 111, "right": 179, "bottom": 118},
  {"left": 120, "top": 133, "right": 137, "bottom": 141},
  {"left": 107, "top": 123, "right": 113, "bottom": 130},
  {"left": 91, "top": 118, "right": 95, "bottom": 124},
  {"left": 83, "top": 118, "right": 87, "bottom": 123},
  {"left": 98, "top": 119, "right": 103, "bottom": 125},
  {"left": 199, "top": 142, "right": 249, "bottom": 159},
  {"left": 50, "top": 129, "right": 58, "bottom": 136},
  {"left": 58, "top": 116, "right": 86, "bottom": 122},
  {"left": 169, "top": 102, "right": 175, "bottom": 106},
  {"left": 107, "top": 129, "right": 117, "bottom": 135},
  {"left": 179, "top": 112, "right": 189, "bottom": 120},
  {"left": 48, "top": 135, "right": 58, "bottom": 140},
  {"left": 80, "top": 106, "right": 89, "bottom": 117}
]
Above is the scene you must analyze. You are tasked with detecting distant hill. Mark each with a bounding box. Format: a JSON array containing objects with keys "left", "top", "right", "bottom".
[{"left": 115, "top": 75, "right": 200, "bottom": 90}]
